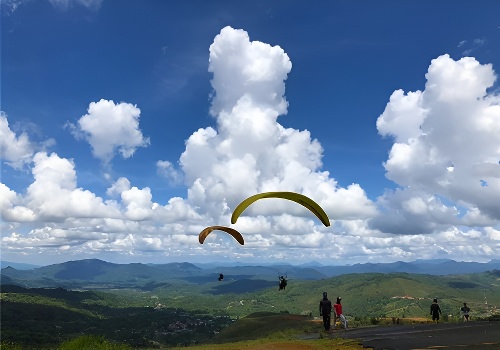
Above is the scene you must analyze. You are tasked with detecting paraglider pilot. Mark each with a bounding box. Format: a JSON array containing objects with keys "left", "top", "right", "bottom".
[
  {"left": 279, "top": 275, "right": 287, "bottom": 291},
  {"left": 319, "top": 291, "right": 332, "bottom": 331}
]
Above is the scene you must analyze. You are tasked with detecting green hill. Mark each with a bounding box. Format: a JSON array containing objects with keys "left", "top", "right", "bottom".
[
  {"left": 239, "top": 271, "right": 500, "bottom": 320},
  {"left": 148, "top": 270, "right": 500, "bottom": 320},
  {"left": 211, "top": 312, "right": 314, "bottom": 343},
  {"left": 2, "top": 270, "right": 499, "bottom": 349},
  {"left": 0, "top": 285, "right": 234, "bottom": 349}
]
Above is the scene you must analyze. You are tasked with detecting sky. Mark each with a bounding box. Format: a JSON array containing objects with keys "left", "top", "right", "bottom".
[{"left": 1, "top": 0, "right": 500, "bottom": 266}]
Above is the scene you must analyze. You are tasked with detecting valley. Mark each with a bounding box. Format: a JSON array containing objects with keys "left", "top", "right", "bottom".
[{"left": 1, "top": 259, "right": 499, "bottom": 349}]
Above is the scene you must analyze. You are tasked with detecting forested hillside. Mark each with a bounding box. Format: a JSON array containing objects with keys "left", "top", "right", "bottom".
[
  {"left": 0, "top": 285, "right": 233, "bottom": 348},
  {"left": 1, "top": 270, "right": 499, "bottom": 349}
]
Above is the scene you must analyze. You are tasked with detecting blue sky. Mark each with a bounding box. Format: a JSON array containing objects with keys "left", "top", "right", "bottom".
[{"left": 1, "top": 0, "right": 499, "bottom": 266}]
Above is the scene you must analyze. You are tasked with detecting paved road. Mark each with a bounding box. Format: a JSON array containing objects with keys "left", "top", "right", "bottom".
[{"left": 341, "top": 321, "right": 500, "bottom": 350}]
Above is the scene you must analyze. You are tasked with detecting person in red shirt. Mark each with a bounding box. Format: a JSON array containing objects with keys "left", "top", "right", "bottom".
[{"left": 333, "top": 297, "right": 348, "bottom": 330}]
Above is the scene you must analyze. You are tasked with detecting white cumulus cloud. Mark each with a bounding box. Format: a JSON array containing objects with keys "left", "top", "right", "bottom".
[
  {"left": 0, "top": 112, "right": 35, "bottom": 169},
  {"left": 180, "top": 26, "right": 377, "bottom": 230},
  {"left": 3, "top": 28, "right": 498, "bottom": 265},
  {"left": 374, "top": 54, "right": 500, "bottom": 234},
  {"left": 156, "top": 160, "right": 183, "bottom": 185},
  {"left": 69, "top": 99, "right": 150, "bottom": 164}
]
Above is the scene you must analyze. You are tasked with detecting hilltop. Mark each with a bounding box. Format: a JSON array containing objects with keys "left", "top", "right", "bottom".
[
  {"left": 2, "top": 258, "right": 500, "bottom": 291},
  {"left": 2, "top": 259, "right": 499, "bottom": 321},
  {"left": 2, "top": 268, "right": 499, "bottom": 349}
]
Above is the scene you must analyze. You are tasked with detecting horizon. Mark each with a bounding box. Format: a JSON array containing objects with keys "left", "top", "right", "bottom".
[
  {"left": 1, "top": 1, "right": 500, "bottom": 266},
  {"left": 2, "top": 257, "right": 499, "bottom": 269}
]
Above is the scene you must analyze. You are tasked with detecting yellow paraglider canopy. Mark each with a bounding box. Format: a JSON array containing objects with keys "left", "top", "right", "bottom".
[
  {"left": 198, "top": 226, "right": 245, "bottom": 245},
  {"left": 231, "top": 192, "right": 330, "bottom": 227}
]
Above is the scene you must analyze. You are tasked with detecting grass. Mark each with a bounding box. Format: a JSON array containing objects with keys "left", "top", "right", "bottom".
[
  {"left": 0, "top": 343, "right": 23, "bottom": 350},
  {"left": 161, "top": 312, "right": 366, "bottom": 350},
  {"left": 3, "top": 271, "right": 499, "bottom": 349},
  {"left": 167, "top": 338, "right": 365, "bottom": 350},
  {"left": 211, "top": 312, "right": 316, "bottom": 343},
  {"left": 59, "top": 335, "right": 132, "bottom": 350}
]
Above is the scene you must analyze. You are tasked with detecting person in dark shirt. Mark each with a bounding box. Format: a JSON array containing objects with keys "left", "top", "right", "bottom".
[
  {"left": 319, "top": 291, "right": 332, "bottom": 331},
  {"left": 461, "top": 302, "right": 471, "bottom": 322},
  {"left": 430, "top": 298, "right": 442, "bottom": 323}
]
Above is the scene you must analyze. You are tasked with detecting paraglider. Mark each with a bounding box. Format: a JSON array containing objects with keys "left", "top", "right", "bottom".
[
  {"left": 198, "top": 226, "right": 245, "bottom": 245},
  {"left": 218, "top": 273, "right": 224, "bottom": 281},
  {"left": 231, "top": 192, "right": 330, "bottom": 227},
  {"left": 278, "top": 274, "right": 288, "bottom": 291}
]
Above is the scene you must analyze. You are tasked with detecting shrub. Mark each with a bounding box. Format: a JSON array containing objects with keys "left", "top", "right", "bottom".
[
  {"left": 0, "top": 342, "right": 23, "bottom": 350},
  {"left": 58, "top": 335, "right": 132, "bottom": 350}
]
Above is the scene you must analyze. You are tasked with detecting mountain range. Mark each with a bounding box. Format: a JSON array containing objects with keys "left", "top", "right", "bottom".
[
  {"left": 2, "top": 257, "right": 500, "bottom": 349},
  {"left": 2, "top": 258, "right": 499, "bottom": 290}
]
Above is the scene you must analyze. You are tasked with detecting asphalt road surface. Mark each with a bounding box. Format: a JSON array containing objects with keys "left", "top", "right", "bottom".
[{"left": 342, "top": 321, "right": 500, "bottom": 350}]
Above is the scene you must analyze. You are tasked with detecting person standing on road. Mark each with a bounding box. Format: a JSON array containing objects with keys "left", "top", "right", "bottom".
[
  {"left": 461, "top": 302, "right": 471, "bottom": 322},
  {"left": 319, "top": 291, "right": 332, "bottom": 331},
  {"left": 334, "top": 297, "right": 348, "bottom": 330},
  {"left": 430, "top": 298, "right": 442, "bottom": 323}
]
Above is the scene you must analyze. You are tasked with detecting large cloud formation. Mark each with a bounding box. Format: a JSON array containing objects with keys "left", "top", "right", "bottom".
[
  {"left": 181, "top": 26, "right": 376, "bottom": 225},
  {"left": 373, "top": 54, "right": 500, "bottom": 235},
  {"left": 1, "top": 28, "right": 499, "bottom": 264}
]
